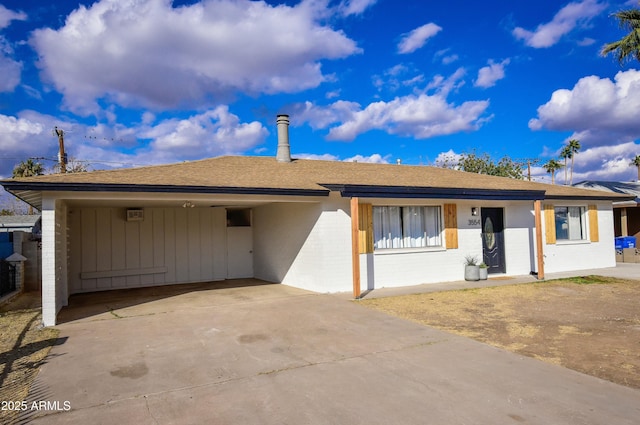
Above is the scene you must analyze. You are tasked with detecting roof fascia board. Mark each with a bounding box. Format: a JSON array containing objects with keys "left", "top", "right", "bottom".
[
  {"left": 544, "top": 194, "right": 636, "bottom": 201},
  {"left": 322, "top": 184, "right": 545, "bottom": 201},
  {"left": 1, "top": 182, "right": 329, "bottom": 197}
]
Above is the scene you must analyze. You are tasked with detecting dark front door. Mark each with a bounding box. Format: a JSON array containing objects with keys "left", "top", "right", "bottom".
[{"left": 481, "top": 208, "right": 505, "bottom": 274}]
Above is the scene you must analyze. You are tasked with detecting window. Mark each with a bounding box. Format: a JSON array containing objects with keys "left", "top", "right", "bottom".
[
  {"left": 227, "top": 209, "right": 251, "bottom": 227},
  {"left": 373, "top": 206, "right": 442, "bottom": 249},
  {"left": 554, "top": 206, "right": 586, "bottom": 241}
]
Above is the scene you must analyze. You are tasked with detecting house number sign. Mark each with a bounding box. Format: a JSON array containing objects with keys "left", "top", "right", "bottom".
[{"left": 468, "top": 219, "right": 481, "bottom": 226}]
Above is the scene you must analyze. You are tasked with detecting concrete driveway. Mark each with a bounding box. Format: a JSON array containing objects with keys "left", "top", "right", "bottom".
[{"left": 24, "top": 279, "right": 640, "bottom": 424}]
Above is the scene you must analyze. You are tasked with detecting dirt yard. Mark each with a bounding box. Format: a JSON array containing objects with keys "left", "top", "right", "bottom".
[
  {"left": 361, "top": 276, "right": 640, "bottom": 389},
  {"left": 0, "top": 293, "right": 59, "bottom": 425}
]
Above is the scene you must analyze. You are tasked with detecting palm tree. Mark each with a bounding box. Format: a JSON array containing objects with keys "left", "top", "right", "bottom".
[
  {"left": 542, "top": 159, "right": 563, "bottom": 184},
  {"left": 12, "top": 159, "right": 44, "bottom": 178},
  {"left": 12, "top": 159, "right": 44, "bottom": 214},
  {"left": 601, "top": 5, "right": 640, "bottom": 64},
  {"left": 631, "top": 154, "right": 640, "bottom": 181},
  {"left": 567, "top": 139, "right": 581, "bottom": 185},
  {"left": 559, "top": 145, "right": 572, "bottom": 185}
]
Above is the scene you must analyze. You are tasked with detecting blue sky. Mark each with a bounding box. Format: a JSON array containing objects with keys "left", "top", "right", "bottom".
[{"left": 1, "top": 0, "right": 640, "bottom": 187}]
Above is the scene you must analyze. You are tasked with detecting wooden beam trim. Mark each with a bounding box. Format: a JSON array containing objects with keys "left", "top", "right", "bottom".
[
  {"left": 350, "top": 197, "right": 361, "bottom": 299},
  {"left": 534, "top": 200, "right": 545, "bottom": 280}
]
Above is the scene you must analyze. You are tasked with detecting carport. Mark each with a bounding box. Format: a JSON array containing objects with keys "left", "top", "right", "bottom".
[{"left": 34, "top": 189, "right": 333, "bottom": 326}]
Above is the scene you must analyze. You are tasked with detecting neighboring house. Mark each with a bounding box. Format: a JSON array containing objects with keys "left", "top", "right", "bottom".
[
  {"left": 0, "top": 214, "right": 41, "bottom": 234},
  {"left": 573, "top": 181, "right": 640, "bottom": 242},
  {"left": 1, "top": 116, "right": 633, "bottom": 326},
  {"left": 0, "top": 215, "right": 41, "bottom": 259}
]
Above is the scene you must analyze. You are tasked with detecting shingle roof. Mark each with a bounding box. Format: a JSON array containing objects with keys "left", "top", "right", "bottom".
[
  {"left": 573, "top": 180, "right": 640, "bottom": 204},
  {"left": 1, "top": 156, "right": 633, "bottom": 205}
]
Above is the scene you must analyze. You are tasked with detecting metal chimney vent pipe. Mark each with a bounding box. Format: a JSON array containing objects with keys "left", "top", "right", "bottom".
[{"left": 276, "top": 114, "right": 292, "bottom": 163}]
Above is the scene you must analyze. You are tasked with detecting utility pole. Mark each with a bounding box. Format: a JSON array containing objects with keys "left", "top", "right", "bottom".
[
  {"left": 514, "top": 158, "right": 540, "bottom": 181},
  {"left": 54, "top": 126, "right": 67, "bottom": 173}
]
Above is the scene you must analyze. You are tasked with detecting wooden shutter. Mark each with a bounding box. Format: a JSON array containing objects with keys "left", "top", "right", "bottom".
[
  {"left": 444, "top": 204, "right": 458, "bottom": 249},
  {"left": 588, "top": 205, "right": 599, "bottom": 242},
  {"left": 358, "top": 203, "right": 373, "bottom": 254},
  {"left": 544, "top": 204, "right": 556, "bottom": 244}
]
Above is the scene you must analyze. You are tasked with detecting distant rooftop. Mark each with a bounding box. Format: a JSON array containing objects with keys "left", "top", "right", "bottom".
[
  {"left": 0, "top": 214, "right": 41, "bottom": 229},
  {"left": 573, "top": 181, "right": 640, "bottom": 205}
]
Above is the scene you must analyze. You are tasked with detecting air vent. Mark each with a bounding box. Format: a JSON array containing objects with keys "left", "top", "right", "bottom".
[{"left": 126, "top": 209, "right": 144, "bottom": 221}]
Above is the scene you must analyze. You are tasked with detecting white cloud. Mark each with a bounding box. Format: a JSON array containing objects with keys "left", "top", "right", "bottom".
[
  {"left": 425, "top": 67, "right": 467, "bottom": 97},
  {"left": 0, "top": 112, "right": 55, "bottom": 177},
  {"left": 336, "top": 0, "right": 377, "bottom": 17},
  {"left": 433, "top": 149, "right": 463, "bottom": 168},
  {"left": 371, "top": 64, "right": 425, "bottom": 92},
  {"left": 398, "top": 23, "right": 442, "bottom": 54},
  {"left": 442, "top": 54, "right": 459, "bottom": 65},
  {"left": 0, "top": 4, "right": 26, "bottom": 93},
  {"left": 0, "top": 5, "right": 26, "bottom": 29},
  {"left": 30, "top": 0, "right": 362, "bottom": 114},
  {"left": 0, "top": 40, "right": 21, "bottom": 92},
  {"left": 343, "top": 153, "right": 390, "bottom": 163},
  {"left": 0, "top": 106, "right": 267, "bottom": 176},
  {"left": 577, "top": 37, "right": 596, "bottom": 46},
  {"left": 299, "top": 94, "right": 489, "bottom": 142},
  {"left": 292, "top": 100, "right": 361, "bottom": 130},
  {"left": 512, "top": 0, "right": 606, "bottom": 48},
  {"left": 474, "top": 59, "right": 510, "bottom": 88},
  {"left": 294, "top": 69, "right": 489, "bottom": 141},
  {"left": 435, "top": 48, "right": 459, "bottom": 65},
  {"left": 294, "top": 152, "right": 390, "bottom": 163},
  {"left": 0, "top": 114, "right": 46, "bottom": 153},
  {"left": 532, "top": 142, "right": 640, "bottom": 182},
  {"left": 294, "top": 153, "right": 341, "bottom": 161},
  {"left": 141, "top": 106, "right": 268, "bottom": 161},
  {"left": 529, "top": 69, "right": 640, "bottom": 146}
]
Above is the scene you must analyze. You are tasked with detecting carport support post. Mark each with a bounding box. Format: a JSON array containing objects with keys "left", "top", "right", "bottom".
[
  {"left": 350, "top": 197, "right": 361, "bottom": 298},
  {"left": 534, "top": 200, "right": 545, "bottom": 280},
  {"left": 41, "top": 197, "right": 58, "bottom": 326}
]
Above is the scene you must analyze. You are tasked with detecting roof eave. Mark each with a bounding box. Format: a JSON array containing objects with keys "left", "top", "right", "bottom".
[
  {"left": 1, "top": 181, "right": 330, "bottom": 198},
  {"left": 544, "top": 194, "right": 636, "bottom": 201},
  {"left": 321, "top": 184, "right": 546, "bottom": 200}
]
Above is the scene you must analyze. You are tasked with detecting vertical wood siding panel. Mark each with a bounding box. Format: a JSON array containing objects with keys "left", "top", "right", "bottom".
[
  {"left": 139, "top": 209, "right": 154, "bottom": 285},
  {"left": 111, "top": 209, "right": 127, "bottom": 288},
  {"left": 358, "top": 203, "right": 373, "bottom": 254},
  {"left": 153, "top": 209, "right": 166, "bottom": 284},
  {"left": 80, "top": 209, "right": 97, "bottom": 291},
  {"left": 212, "top": 207, "right": 227, "bottom": 280},
  {"left": 164, "top": 209, "right": 177, "bottom": 283},
  {"left": 95, "top": 209, "right": 112, "bottom": 289},
  {"left": 544, "top": 204, "right": 556, "bottom": 244},
  {"left": 125, "top": 221, "right": 141, "bottom": 286},
  {"left": 175, "top": 208, "right": 189, "bottom": 282},
  {"left": 444, "top": 204, "right": 458, "bottom": 249},
  {"left": 188, "top": 208, "right": 201, "bottom": 282},
  {"left": 200, "top": 209, "right": 214, "bottom": 280},
  {"left": 589, "top": 205, "right": 599, "bottom": 242},
  {"left": 68, "top": 209, "right": 82, "bottom": 293}
]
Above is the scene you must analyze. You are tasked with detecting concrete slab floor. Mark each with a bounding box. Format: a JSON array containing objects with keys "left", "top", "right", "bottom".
[{"left": 22, "top": 278, "right": 640, "bottom": 424}]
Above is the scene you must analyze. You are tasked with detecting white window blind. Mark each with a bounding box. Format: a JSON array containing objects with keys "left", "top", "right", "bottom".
[{"left": 374, "top": 206, "right": 442, "bottom": 249}]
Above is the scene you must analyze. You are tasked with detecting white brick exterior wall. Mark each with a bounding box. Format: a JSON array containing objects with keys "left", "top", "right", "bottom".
[
  {"left": 541, "top": 202, "right": 615, "bottom": 272},
  {"left": 253, "top": 194, "right": 352, "bottom": 292},
  {"left": 41, "top": 197, "right": 58, "bottom": 326},
  {"left": 361, "top": 200, "right": 535, "bottom": 291}
]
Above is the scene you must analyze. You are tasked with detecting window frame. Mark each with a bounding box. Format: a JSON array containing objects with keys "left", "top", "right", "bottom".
[
  {"left": 553, "top": 205, "right": 588, "bottom": 242},
  {"left": 372, "top": 205, "right": 443, "bottom": 251}
]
